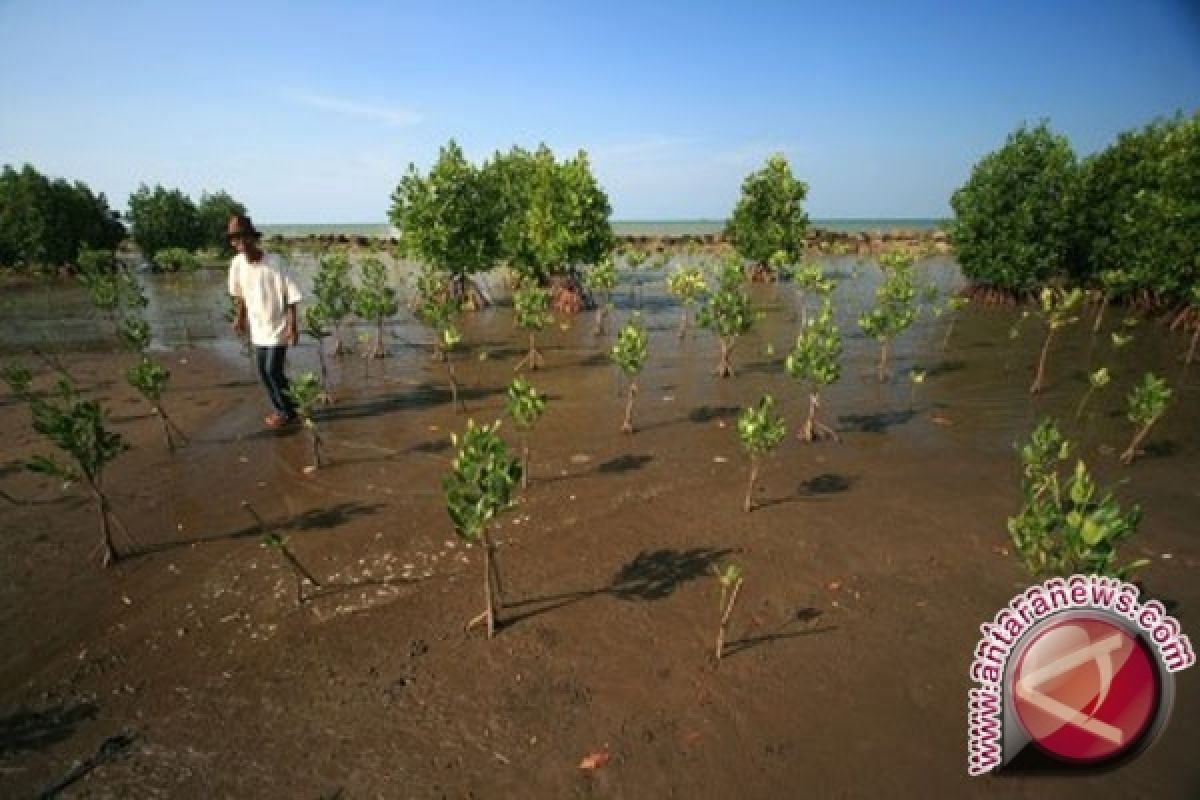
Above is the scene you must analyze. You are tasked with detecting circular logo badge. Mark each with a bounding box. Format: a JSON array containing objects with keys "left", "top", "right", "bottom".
[{"left": 1011, "top": 615, "right": 1159, "bottom": 765}]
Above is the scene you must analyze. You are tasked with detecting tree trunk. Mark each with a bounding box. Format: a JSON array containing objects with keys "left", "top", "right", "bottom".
[
  {"left": 593, "top": 304, "right": 609, "bottom": 337},
  {"left": 1092, "top": 293, "right": 1109, "bottom": 334},
  {"left": 374, "top": 319, "right": 386, "bottom": 358},
  {"left": 516, "top": 332, "right": 544, "bottom": 372},
  {"left": 941, "top": 316, "right": 957, "bottom": 351},
  {"left": 521, "top": 436, "right": 530, "bottom": 490},
  {"left": 678, "top": 310, "right": 688, "bottom": 340},
  {"left": 744, "top": 458, "right": 759, "bottom": 513},
  {"left": 621, "top": 381, "right": 637, "bottom": 433},
  {"left": 332, "top": 323, "right": 345, "bottom": 357},
  {"left": 96, "top": 491, "right": 117, "bottom": 568},
  {"left": 716, "top": 338, "right": 735, "bottom": 378},
  {"left": 309, "top": 423, "right": 324, "bottom": 469},
  {"left": 316, "top": 343, "right": 334, "bottom": 406},
  {"left": 447, "top": 359, "right": 464, "bottom": 413},
  {"left": 878, "top": 339, "right": 890, "bottom": 383},
  {"left": 1121, "top": 421, "right": 1157, "bottom": 465},
  {"left": 715, "top": 577, "right": 743, "bottom": 663},
  {"left": 1187, "top": 325, "right": 1199, "bottom": 366},
  {"left": 1031, "top": 329, "right": 1055, "bottom": 394}
]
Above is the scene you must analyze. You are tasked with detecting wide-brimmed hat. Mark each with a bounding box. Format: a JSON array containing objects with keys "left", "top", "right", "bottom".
[{"left": 226, "top": 214, "right": 261, "bottom": 240}]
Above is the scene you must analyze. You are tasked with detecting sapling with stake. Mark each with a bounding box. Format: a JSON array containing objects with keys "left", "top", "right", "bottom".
[
  {"left": 737, "top": 395, "right": 787, "bottom": 512},
  {"left": 18, "top": 379, "right": 133, "bottom": 566},
  {"left": 1120, "top": 373, "right": 1172, "bottom": 465},
  {"left": 353, "top": 257, "right": 399, "bottom": 359},
  {"left": 1074, "top": 367, "right": 1110, "bottom": 421},
  {"left": 1008, "top": 419, "right": 1148, "bottom": 578},
  {"left": 285, "top": 371, "right": 325, "bottom": 471},
  {"left": 505, "top": 377, "right": 545, "bottom": 488},
  {"left": 443, "top": 420, "right": 522, "bottom": 638},
  {"left": 610, "top": 317, "right": 649, "bottom": 433},
  {"left": 243, "top": 502, "right": 323, "bottom": 605},
  {"left": 312, "top": 249, "right": 356, "bottom": 355},
  {"left": 666, "top": 265, "right": 707, "bottom": 339},
  {"left": 713, "top": 563, "right": 744, "bottom": 664},
  {"left": 513, "top": 283, "right": 553, "bottom": 372},
  {"left": 302, "top": 306, "right": 335, "bottom": 405},
  {"left": 584, "top": 254, "right": 618, "bottom": 336},
  {"left": 858, "top": 251, "right": 918, "bottom": 382},
  {"left": 414, "top": 267, "right": 466, "bottom": 411},
  {"left": 785, "top": 298, "right": 842, "bottom": 442},
  {"left": 697, "top": 258, "right": 756, "bottom": 378},
  {"left": 1029, "top": 287, "right": 1084, "bottom": 394}
]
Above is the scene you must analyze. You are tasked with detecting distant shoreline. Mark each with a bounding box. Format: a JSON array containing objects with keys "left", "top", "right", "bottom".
[{"left": 260, "top": 218, "right": 950, "bottom": 239}]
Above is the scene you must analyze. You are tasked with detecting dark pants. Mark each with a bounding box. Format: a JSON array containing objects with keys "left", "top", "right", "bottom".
[{"left": 254, "top": 345, "right": 295, "bottom": 418}]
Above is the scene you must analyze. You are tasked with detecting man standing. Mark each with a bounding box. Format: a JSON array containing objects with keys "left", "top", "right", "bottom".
[{"left": 227, "top": 214, "right": 303, "bottom": 429}]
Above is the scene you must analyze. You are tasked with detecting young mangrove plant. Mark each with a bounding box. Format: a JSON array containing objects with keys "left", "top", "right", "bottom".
[
  {"left": 611, "top": 316, "right": 649, "bottom": 433},
  {"left": 505, "top": 377, "right": 545, "bottom": 489},
  {"left": 127, "top": 358, "right": 189, "bottom": 453},
  {"left": 414, "top": 267, "right": 466, "bottom": 411},
  {"left": 1008, "top": 419, "right": 1148, "bottom": 578},
  {"left": 1074, "top": 367, "right": 1110, "bottom": 421},
  {"left": 697, "top": 258, "right": 756, "bottom": 378},
  {"left": 785, "top": 298, "right": 842, "bottom": 442},
  {"left": 713, "top": 562, "right": 744, "bottom": 664},
  {"left": 937, "top": 296, "right": 969, "bottom": 351},
  {"left": 858, "top": 251, "right": 917, "bottom": 382},
  {"left": 242, "top": 501, "right": 324, "bottom": 606},
  {"left": 513, "top": 282, "right": 553, "bottom": 372},
  {"left": 312, "top": 249, "right": 356, "bottom": 355},
  {"left": 792, "top": 260, "right": 834, "bottom": 324},
  {"left": 353, "top": 256, "right": 398, "bottom": 359},
  {"left": 302, "top": 306, "right": 335, "bottom": 406},
  {"left": 1029, "top": 287, "right": 1084, "bottom": 394},
  {"left": 623, "top": 246, "right": 649, "bottom": 308},
  {"left": 443, "top": 420, "right": 522, "bottom": 638},
  {"left": 584, "top": 254, "right": 618, "bottom": 336},
  {"left": 285, "top": 371, "right": 325, "bottom": 471},
  {"left": 737, "top": 394, "right": 786, "bottom": 512},
  {"left": 1092, "top": 268, "right": 1133, "bottom": 334},
  {"left": 21, "top": 379, "right": 132, "bottom": 566},
  {"left": 666, "top": 264, "right": 707, "bottom": 339},
  {"left": 1120, "top": 372, "right": 1172, "bottom": 465}
]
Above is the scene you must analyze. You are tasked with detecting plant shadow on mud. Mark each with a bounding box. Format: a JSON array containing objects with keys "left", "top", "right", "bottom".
[
  {"left": 499, "top": 547, "right": 735, "bottom": 630},
  {"left": 837, "top": 409, "right": 918, "bottom": 433},
  {"left": 926, "top": 359, "right": 967, "bottom": 377},
  {"left": 315, "top": 385, "right": 506, "bottom": 422},
  {"left": 133, "top": 501, "right": 385, "bottom": 556},
  {"left": 687, "top": 405, "right": 741, "bottom": 424},
  {"left": 722, "top": 607, "right": 839, "bottom": 659},
  {"left": 596, "top": 454, "right": 654, "bottom": 473},
  {"left": 0, "top": 702, "right": 97, "bottom": 756},
  {"left": 755, "top": 472, "right": 859, "bottom": 509}
]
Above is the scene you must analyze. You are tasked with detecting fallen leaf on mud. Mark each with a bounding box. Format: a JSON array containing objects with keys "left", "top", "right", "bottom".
[
  {"left": 931, "top": 416, "right": 953, "bottom": 426},
  {"left": 662, "top": 395, "right": 674, "bottom": 402},
  {"left": 428, "top": 425, "right": 440, "bottom": 432},
  {"left": 570, "top": 453, "right": 592, "bottom": 464},
  {"left": 302, "top": 465, "right": 317, "bottom": 475},
  {"left": 238, "top": 456, "right": 249, "bottom": 463},
  {"left": 579, "top": 750, "right": 610, "bottom": 770},
  {"left": 916, "top": 600, "right": 928, "bottom": 607},
  {"left": 990, "top": 545, "right": 1009, "bottom": 556},
  {"left": 826, "top": 581, "right": 841, "bottom": 592},
  {"left": 1161, "top": 553, "right": 1173, "bottom": 559},
  {"left": 713, "top": 456, "right": 728, "bottom": 463}
]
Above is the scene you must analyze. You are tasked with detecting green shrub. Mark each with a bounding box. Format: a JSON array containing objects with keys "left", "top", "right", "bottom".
[{"left": 724, "top": 154, "right": 810, "bottom": 266}]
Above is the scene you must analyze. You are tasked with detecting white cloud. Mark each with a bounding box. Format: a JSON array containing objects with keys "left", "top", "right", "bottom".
[{"left": 287, "top": 92, "right": 423, "bottom": 128}]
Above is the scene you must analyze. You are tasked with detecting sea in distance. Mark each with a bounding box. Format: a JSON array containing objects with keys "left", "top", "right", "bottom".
[{"left": 260, "top": 218, "right": 948, "bottom": 239}]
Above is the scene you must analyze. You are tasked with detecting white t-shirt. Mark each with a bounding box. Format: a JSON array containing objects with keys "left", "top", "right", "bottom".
[{"left": 228, "top": 252, "right": 304, "bottom": 346}]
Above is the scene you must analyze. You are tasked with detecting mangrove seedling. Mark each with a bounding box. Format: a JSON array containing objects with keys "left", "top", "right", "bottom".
[
  {"left": 443, "top": 420, "right": 522, "bottom": 638},
  {"left": 858, "top": 251, "right": 918, "bottom": 382},
  {"left": 1029, "top": 287, "right": 1084, "bottom": 394},
  {"left": 611, "top": 317, "right": 649, "bottom": 433},
  {"left": 312, "top": 248, "right": 356, "bottom": 355},
  {"left": 666, "top": 265, "right": 707, "bottom": 339},
  {"left": 908, "top": 368, "right": 927, "bottom": 409},
  {"left": 1008, "top": 419, "right": 1148, "bottom": 578},
  {"left": 1110, "top": 331, "right": 1134, "bottom": 349},
  {"left": 243, "top": 501, "right": 323, "bottom": 606},
  {"left": 1092, "top": 268, "right": 1133, "bottom": 334},
  {"left": 584, "top": 254, "right": 618, "bottom": 336},
  {"left": 938, "top": 296, "right": 969, "bottom": 351},
  {"left": 737, "top": 394, "right": 786, "bottom": 512},
  {"left": 697, "top": 258, "right": 756, "bottom": 378},
  {"left": 1074, "top": 367, "right": 1110, "bottom": 421},
  {"left": 513, "top": 282, "right": 553, "bottom": 372},
  {"left": 22, "top": 379, "right": 132, "bottom": 566},
  {"left": 127, "top": 357, "right": 189, "bottom": 452},
  {"left": 506, "top": 377, "right": 546, "bottom": 489},
  {"left": 285, "top": 371, "right": 325, "bottom": 471},
  {"left": 791, "top": 259, "right": 834, "bottom": 324},
  {"left": 785, "top": 298, "right": 842, "bottom": 442},
  {"left": 623, "top": 246, "right": 649, "bottom": 308},
  {"left": 353, "top": 256, "right": 398, "bottom": 359},
  {"left": 713, "top": 562, "right": 744, "bottom": 664},
  {"left": 414, "top": 267, "right": 467, "bottom": 410},
  {"left": 2, "top": 362, "right": 33, "bottom": 398},
  {"left": 302, "top": 305, "right": 335, "bottom": 405},
  {"left": 1120, "top": 373, "right": 1172, "bottom": 465}
]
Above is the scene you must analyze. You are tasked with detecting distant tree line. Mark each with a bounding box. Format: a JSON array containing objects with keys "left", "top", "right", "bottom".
[
  {"left": 0, "top": 164, "right": 245, "bottom": 273},
  {"left": 951, "top": 111, "right": 1199, "bottom": 304}
]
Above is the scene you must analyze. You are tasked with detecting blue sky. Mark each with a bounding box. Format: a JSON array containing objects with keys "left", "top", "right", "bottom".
[{"left": 1, "top": 0, "right": 1197, "bottom": 222}]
